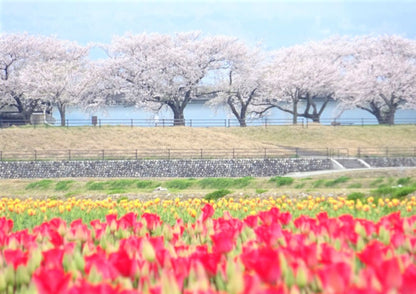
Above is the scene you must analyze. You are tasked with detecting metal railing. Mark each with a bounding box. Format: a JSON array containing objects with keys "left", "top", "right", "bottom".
[
  {"left": 1, "top": 117, "right": 416, "bottom": 128},
  {"left": 0, "top": 147, "right": 414, "bottom": 162}
]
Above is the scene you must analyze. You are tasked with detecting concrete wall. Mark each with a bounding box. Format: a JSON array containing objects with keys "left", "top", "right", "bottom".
[
  {"left": 363, "top": 157, "right": 416, "bottom": 168},
  {"left": 0, "top": 158, "right": 332, "bottom": 179}
]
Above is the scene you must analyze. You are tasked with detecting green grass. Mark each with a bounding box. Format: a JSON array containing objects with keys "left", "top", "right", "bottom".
[
  {"left": 347, "top": 192, "right": 366, "bottom": 202},
  {"left": 204, "top": 189, "right": 232, "bottom": 201},
  {"left": 348, "top": 183, "right": 362, "bottom": 189},
  {"left": 55, "top": 180, "right": 75, "bottom": 191},
  {"left": 312, "top": 179, "right": 325, "bottom": 188},
  {"left": 269, "top": 176, "right": 294, "bottom": 187},
  {"left": 197, "top": 177, "right": 253, "bottom": 189},
  {"left": 165, "top": 179, "right": 195, "bottom": 190},
  {"left": 25, "top": 179, "right": 54, "bottom": 190},
  {"left": 397, "top": 177, "right": 412, "bottom": 186},
  {"left": 324, "top": 176, "right": 350, "bottom": 187}
]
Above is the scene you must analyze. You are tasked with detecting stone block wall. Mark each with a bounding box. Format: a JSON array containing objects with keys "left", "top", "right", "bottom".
[{"left": 0, "top": 158, "right": 333, "bottom": 179}]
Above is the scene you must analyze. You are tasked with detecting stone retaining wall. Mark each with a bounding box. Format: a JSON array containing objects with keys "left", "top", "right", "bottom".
[
  {"left": 1, "top": 157, "right": 414, "bottom": 179},
  {"left": 363, "top": 157, "right": 416, "bottom": 168},
  {"left": 0, "top": 158, "right": 333, "bottom": 179}
]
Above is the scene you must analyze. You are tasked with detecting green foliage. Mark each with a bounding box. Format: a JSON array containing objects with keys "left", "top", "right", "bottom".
[
  {"left": 370, "top": 178, "right": 384, "bottom": 187},
  {"left": 25, "top": 179, "right": 54, "bottom": 190},
  {"left": 269, "top": 176, "right": 294, "bottom": 187},
  {"left": 86, "top": 181, "right": 106, "bottom": 191},
  {"left": 204, "top": 189, "right": 232, "bottom": 201},
  {"left": 136, "top": 180, "right": 160, "bottom": 189},
  {"left": 392, "top": 186, "right": 416, "bottom": 199},
  {"left": 117, "top": 196, "right": 129, "bottom": 203},
  {"left": 107, "top": 179, "right": 138, "bottom": 190},
  {"left": 312, "top": 179, "right": 325, "bottom": 188},
  {"left": 347, "top": 192, "right": 366, "bottom": 202},
  {"left": 165, "top": 179, "right": 195, "bottom": 190},
  {"left": 397, "top": 177, "right": 412, "bottom": 186},
  {"left": 255, "top": 189, "right": 268, "bottom": 194},
  {"left": 295, "top": 183, "right": 306, "bottom": 189},
  {"left": 55, "top": 180, "right": 75, "bottom": 191},
  {"left": 348, "top": 183, "right": 362, "bottom": 189},
  {"left": 324, "top": 176, "right": 350, "bottom": 187},
  {"left": 197, "top": 177, "right": 253, "bottom": 189}
]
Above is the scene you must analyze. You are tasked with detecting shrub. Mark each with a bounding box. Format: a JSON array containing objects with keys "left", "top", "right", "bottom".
[
  {"left": 204, "top": 189, "right": 232, "bottom": 201},
  {"left": 348, "top": 183, "right": 362, "bottom": 189},
  {"left": 165, "top": 179, "right": 194, "bottom": 190},
  {"left": 86, "top": 181, "right": 106, "bottom": 191},
  {"left": 392, "top": 186, "right": 416, "bottom": 199},
  {"left": 198, "top": 177, "right": 253, "bottom": 189},
  {"left": 270, "top": 176, "right": 294, "bottom": 187},
  {"left": 26, "top": 180, "right": 54, "bottom": 190},
  {"left": 370, "top": 178, "right": 384, "bottom": 187},
  {"left": 312, "top": 179, "right": 325, "bottom": 188},
  {"left": 255, "top": 189, "right": 268, "bottom": 194},
  {"left": 136, "top": 180, "right": 159, "bottom": 189},
  {"left": 325, "top": 176, "right": 350, "bottom": 187},
  {"left": 55, "top": 180, "right": 75, "bottom": 191},
  {"left": 347, "top": 192, "right": 366, "bottom": 202},
  {"left": 397, "top": 177, "right": 412, "bottom": 186}
]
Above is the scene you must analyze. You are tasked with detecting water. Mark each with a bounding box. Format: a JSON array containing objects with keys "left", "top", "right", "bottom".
[{"left": 54, "top": 101, "right": 416, "bottom": 126}]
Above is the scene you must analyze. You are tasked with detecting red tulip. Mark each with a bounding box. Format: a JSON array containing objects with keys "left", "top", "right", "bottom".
[
  {"left": 317, "top": 262, "right": 351, "bottom": 293},
  {"left": 142, "top": 213, "right": 162, "bottom": 231},
  {"left": 201, "top": 204, "right": 214, "bottom": 222},
  {"left": 3, "top": 248, "right": 29, "bottom": 269},
  {"left": 33, "top": 267, "right": 71, "bottom": 294},
  {"left": 42, "top": 248, "right": 65, "bottom": 269},
  {"left": 400, "top": 264, "right": 416, "bottom": 294},
  {"left": 211, "top": 230, "right": 234, "bottom": 254},
  {"left": 241, "top": 246, "right": 281, "bottom": 285}
]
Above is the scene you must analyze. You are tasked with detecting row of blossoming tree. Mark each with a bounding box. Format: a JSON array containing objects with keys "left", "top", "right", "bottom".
[{"left": 1, "top": 32, "right": 416, "bottom": 126}]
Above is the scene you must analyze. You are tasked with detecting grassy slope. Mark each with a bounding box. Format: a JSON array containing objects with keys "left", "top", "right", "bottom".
[
  {"left": 0, "top": 124, "right": 414, "bottom": 152},
  {"left": 2, "top": 168, "right": 415, "bottom": 199}
]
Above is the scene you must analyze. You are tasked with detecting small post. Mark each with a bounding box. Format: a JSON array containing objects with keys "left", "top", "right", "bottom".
[
  {"left": 190, "top": 119, "right": 192, "bottom": 127},
  {"left": 162, "top": 119, "right": 165, "bottom": 128},
  {"left": 135, "top": 149, "right": 138, "bottom": 160},
  {"left": 0, "top": 151, "right": 2, "bottom": 161},
  {"left": 168, "top": 149, "right": 171, "bottom": 160},
  {"left": 224, "top": 119, "right": 227, "bottom": 127},
  {"left": 232, "top": 148, "right": 235, "bottom": 159},
  {"left": 264, "top": 148, "right": 267, "bottom": 159},
  {"left": 102, "top": 150, "right": 105, "bottom": 160},
  {"left": 34, "top": 150, "right": 37, "bottom": 161},
  {"left": 228, "top": 119, "right": 231, "bottom": 128},
  {"left": 200, "top": 148, "right": 203, "bottom": 159},
  {"left": 99, "top": 119, "right": 101, "bottom": 128},
  {"left": 295, "top": 148, "right": 299, "bottom": 157},
  {"left": 66, "top": 119, "right": 69, "bottom": 128},
  {"left": 131, "top": 119, "right": 133, "bottom": 128},
  {"left": 357, "top": 147, "right": 361, "bottom": 158},
  {"left": 68, "top": 150, "right": 71, "bottom": 161},
  {"left": 326, "top": 148, "right": 329, "bottom": 158},
  {"left": 386, "top": 147, "right": 389, "bottom": 157}
]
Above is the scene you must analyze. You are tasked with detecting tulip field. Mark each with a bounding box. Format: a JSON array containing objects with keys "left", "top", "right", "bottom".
[{"left": 1, "top": 195, "right": 416, "bottom": 293}]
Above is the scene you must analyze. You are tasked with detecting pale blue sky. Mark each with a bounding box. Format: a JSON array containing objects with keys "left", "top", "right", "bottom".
[{"left": 1, "top": 0, "right": 415, "bottom": 52}]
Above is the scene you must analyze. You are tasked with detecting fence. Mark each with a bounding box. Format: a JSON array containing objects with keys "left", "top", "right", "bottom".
[
  {"left": 1, "top": 116, "right": 416, "bottom": 128},
  {"left": 0, "top": 147, "right": 414, "bottom": 162}
]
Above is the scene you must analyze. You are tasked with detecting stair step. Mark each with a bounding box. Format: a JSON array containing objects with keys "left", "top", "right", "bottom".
[{"left": 335, "top": 158, "right": 369, "bottom": 169}]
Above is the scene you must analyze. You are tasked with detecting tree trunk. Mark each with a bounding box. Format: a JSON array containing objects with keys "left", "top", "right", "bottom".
[
  {"left": 58, "top": 104, "right": 66, "bottom": 126},
  {"left": 375, "top": 108, "right": 396, "bottom": 125},
  {"left": 292, "top": 101, "right": 298, "bottom": 125},
  {"left": 172, "top": 109, "right": 185, "bottom": 126},
  {"left": 360, "top": 101, "right": 397, "bottom": 125}
]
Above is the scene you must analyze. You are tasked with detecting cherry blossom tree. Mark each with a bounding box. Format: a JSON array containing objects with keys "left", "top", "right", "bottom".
[
  {"left": 206, "top": 42, "right": 268, "bottom": 127},
  {"left": 260, "top": 39, "right": 341, "bottom": 124},
  {"left": 20, "top": 37, "right": 90, "bottom": 126},
  {"left": 99, "top": 32, "right": 237, "bottom": 125},
  {"left": 0, "top": 33, "right": 46, "bottom": 123},
  {"left": 336, "top": 35, "right": 416, "bottom": 125}
]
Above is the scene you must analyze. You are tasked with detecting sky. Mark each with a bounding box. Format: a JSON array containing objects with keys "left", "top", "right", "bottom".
[{"left": 1, "top": 0, "right": 416, "bottom": 53}]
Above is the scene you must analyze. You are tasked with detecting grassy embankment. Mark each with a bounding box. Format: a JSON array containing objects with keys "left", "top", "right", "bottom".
[{"left": 0, "top": 124, "right": 415, "bottom": 199}]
